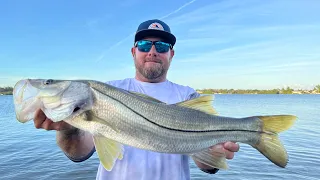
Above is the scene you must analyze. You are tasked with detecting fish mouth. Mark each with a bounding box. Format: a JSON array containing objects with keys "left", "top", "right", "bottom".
[
  {"left": 13, "top": 79, "right": 37, "bottom": 103},
  {"left": 13, "top": 79, "right": 41, "bottom": 122}
]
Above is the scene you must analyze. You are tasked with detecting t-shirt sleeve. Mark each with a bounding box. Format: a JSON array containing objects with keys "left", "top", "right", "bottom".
[
  {"left": 104, "top": 80, "right": 125, "bottom": 88},
  {"left": 184, "top": 87, "right": 201, "bottom": 100},
  {"left": 105, "top": 80, "right": 115, "bottom": 86},
  {"left": 104, "top": 78, "right": 131, "bottom": 90},
  {"left": 187, "top": 91, "right": 201, "bottom": 100}
]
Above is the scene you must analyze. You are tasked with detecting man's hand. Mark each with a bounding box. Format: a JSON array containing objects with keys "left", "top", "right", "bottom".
[
  {"left": 212, "top": 141, "right": 240, "bottom": 160},
  {"left": 33, "top": 109, "right": 73, "bottom": 131},
  {"left": 194, "top": 141, "right": 240, "bottom": 171}
]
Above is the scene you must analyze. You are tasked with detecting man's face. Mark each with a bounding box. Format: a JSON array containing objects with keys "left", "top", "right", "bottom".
[{"left": 131, "top": 37, "right": 174, "bottom": 82}]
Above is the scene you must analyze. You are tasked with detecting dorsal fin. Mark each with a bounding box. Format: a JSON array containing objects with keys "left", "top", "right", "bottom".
[{"left": 176, "top": 95, "right": 218, "bottom": 115}]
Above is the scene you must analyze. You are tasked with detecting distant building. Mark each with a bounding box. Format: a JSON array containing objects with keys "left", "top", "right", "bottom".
[
  {"left": 312, "top": 90, "right": 320, "bottom": 94},
  {"left": 292, "top": 91, "right": 302, "bottom": 94}
]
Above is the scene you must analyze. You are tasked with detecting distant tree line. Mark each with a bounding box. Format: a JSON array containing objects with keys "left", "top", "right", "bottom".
[
  {"left": 197, "top": 85, "right": 320, "bottom": 94},
  {"left": 0, "top": 87, "right": 13, "bottom": 95}
]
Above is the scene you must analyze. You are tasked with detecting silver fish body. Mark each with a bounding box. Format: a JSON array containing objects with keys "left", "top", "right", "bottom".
[{"left": 13, "top": 79, "right": 297, "bottom": 171}]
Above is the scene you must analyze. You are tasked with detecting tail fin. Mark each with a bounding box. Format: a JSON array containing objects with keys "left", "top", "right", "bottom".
[
  {"left": 258, "top": 115, "right": 297, "bottom": 133},
  {"left": 252, "top": 133, "right": 288, "bottom": 167},
  {"left": 251, "top": 115, "right": 297, "bottom": 168}
]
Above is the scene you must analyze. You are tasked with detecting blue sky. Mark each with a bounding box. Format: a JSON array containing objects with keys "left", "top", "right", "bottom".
[{"left": 0, "top": 0, "right": 319, "bottom": 90}]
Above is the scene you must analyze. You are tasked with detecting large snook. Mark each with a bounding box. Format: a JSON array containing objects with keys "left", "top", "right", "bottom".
[{"left": 13, "top": 79, "right": 297, "bottom": 171}]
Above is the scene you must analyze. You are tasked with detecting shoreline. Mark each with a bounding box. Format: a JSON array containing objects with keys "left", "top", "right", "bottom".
[
  {"left": 196, "top": 89, "right": 320, "bottom": 95},
  {"left": 198, "top": 93, "right": 320, "bottom": 95}
]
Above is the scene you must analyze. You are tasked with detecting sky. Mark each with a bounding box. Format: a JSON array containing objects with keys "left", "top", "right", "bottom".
[{"left": 0, "top": 0, "right": 319, "bottom": 90}]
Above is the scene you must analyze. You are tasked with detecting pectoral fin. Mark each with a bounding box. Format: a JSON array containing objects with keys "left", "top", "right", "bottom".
[
  {"left": 191, "top": 147, "right": 228, "bottom": 170},
  {"left": 93, "top": 135, "right": 124, "bottom": 171}
]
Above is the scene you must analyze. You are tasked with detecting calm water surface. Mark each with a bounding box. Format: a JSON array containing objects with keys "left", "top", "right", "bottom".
[{"left": 0, "top": 94, "right": 319, "bottom": 180}]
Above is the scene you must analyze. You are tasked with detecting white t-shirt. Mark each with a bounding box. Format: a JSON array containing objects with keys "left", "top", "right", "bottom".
[{"left": 95, "top": 78, "right": 200, "bottom": 180}]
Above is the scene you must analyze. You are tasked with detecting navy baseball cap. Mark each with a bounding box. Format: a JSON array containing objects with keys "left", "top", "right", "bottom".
[{"left": 134, "top": 19, "right": 176, "bottom": 46}]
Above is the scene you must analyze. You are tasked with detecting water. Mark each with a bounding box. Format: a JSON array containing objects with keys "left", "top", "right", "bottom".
[{"left": 0, "top": 94, "right": 319, "bottom": 180}]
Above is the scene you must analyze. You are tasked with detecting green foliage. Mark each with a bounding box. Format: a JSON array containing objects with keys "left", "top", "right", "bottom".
[
  {"left": 0, "top": 86, "right": 13, "bottom": 95},
  {"left": 281, "top": 87, "right": 293, "bottom": 94},
  {"left": 314, "top": 85, "right": 320, "bottom": 93}
]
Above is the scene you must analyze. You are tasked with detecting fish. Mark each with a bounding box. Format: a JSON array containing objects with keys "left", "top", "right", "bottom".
[{"left": 13, "top": 78, "right": 297, "bottom": 171}]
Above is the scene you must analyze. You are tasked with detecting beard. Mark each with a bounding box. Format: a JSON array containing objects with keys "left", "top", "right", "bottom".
[{"left": 135, "top": 57, "right": 168, "bottom": 80}]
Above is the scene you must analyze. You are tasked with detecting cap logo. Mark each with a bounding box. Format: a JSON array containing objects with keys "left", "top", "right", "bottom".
[{"left": 148, "top": 22, "right": 164, "bottom": 31}]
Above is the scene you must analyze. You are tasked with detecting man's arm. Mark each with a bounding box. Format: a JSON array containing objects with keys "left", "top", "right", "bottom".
[{"left": 34, "top": 109, "right": 95, "bottom": 162}]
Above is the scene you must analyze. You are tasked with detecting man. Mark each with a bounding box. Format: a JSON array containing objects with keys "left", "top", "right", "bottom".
[{"left": 34, "top": 19, "right": 239, "bottom": 180}]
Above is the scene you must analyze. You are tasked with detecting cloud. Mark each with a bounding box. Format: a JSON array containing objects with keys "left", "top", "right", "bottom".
[
  {"left": 95, "top": 0, "right": 198, "bottom": 62},
  {"left": 265, "top": 61, "right": 320, "bottom": 69},
  {"left": 174, "top": 39, "right": 291, "bottom": 63},
  {"left": 166, "top": 0, "right": 320, "bottom": 40},
  {"left": 166, "top": 0, "right": 262, "bottom": 27},
  {"left": 160, "top": 0, "right": 197, "bottom": 20},
  {"left": 95, "top": 32, "right": 135, "bottom": 63}
]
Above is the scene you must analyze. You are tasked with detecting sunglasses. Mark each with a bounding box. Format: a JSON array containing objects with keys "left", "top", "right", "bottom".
[{"left": 135, "top": 40, "right": 172, "bottom": 53}]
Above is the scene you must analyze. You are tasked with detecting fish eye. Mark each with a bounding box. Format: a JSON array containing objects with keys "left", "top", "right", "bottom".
[{"left": 44, "top": 79, "right": 54, "bottom": 85}]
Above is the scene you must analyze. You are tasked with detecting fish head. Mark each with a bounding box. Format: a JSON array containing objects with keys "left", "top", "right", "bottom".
[{"left": 13, "top": 79, "right": 93, "bottom": 123}]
